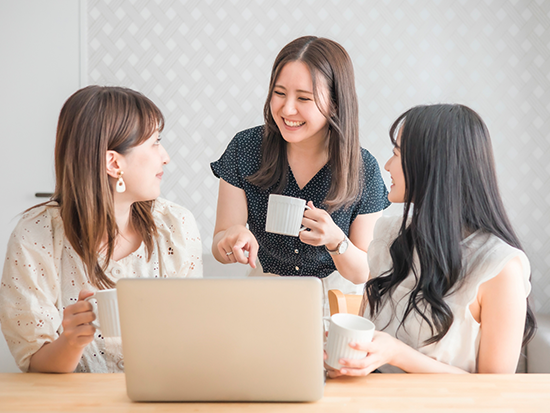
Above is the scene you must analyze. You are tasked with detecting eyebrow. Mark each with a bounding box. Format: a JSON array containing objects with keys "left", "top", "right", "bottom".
[{"left": 273, "top": 85, "right": 313, "bottom": 95}]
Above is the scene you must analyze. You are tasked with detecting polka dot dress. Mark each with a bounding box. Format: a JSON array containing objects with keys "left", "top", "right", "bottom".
[{"left": 211, "top": 125, "right": 390, "bottom": 278}]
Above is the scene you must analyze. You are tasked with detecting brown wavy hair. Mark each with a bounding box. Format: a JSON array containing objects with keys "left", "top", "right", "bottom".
[
  {"left": 44, "top": 86, "right": 164, "bottom": 289},
  {"left": 247, "top": 36, "right": 363, "bottom": 212}
]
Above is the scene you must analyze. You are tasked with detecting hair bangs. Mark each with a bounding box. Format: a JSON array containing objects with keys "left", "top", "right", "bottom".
[{"left": 133, "top": 94, "right": 165, "bottom": 148}]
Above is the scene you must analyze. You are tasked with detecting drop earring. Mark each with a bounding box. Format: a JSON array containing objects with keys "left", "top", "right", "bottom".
[{"left": 116, "top": 171, "right": 126, "bottom": 193}]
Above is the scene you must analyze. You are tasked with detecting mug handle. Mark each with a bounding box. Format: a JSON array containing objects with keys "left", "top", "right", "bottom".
[
  {"left": 84, "top": 294, "right": 100, "bottom": 329},
  {"left": 299, "top": 205, "right": 312, "bottom": 232}
]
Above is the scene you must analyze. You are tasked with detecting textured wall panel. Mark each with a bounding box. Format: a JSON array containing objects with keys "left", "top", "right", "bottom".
[{"left": 88, "top": 0, "right": 550, "bottom": 313}]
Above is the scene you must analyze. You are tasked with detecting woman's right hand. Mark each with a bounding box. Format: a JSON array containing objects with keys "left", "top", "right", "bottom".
[
  {"left": 28, "top": 289, "right": 97, "bottom": 372},
  {"left": 216, "top": 225, "right": 258, "bottom": 268},
  {"left": 60, "top": 290, "right": 97, "bottom": 349}
]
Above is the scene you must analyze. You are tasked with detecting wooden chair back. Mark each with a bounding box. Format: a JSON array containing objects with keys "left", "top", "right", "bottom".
[{"left": 328, "top": 289, "right": 364, "bottom": 316}]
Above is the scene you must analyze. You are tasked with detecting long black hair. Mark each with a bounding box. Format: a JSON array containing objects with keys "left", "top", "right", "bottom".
[{"left": 366, "top": 104, "right": 536, "bottom": 346}]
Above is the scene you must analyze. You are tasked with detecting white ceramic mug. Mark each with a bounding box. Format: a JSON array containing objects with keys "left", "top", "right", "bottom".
[
  {"left": 324, "top": 313, "right": 375, "bottom": 370},
  {"left": 265, "top": 194, "right": 310, "bottom": 237},
  {"left": 85, "top": 288, "right": 121, "bottom": 338}
]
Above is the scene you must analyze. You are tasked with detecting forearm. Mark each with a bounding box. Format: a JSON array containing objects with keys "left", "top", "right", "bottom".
[
  {"left": 331, "top": 243, "right": 370, "bottom": 284},
  {"left": 28, "top": 336, "right": 85, "bottom": 373},
  {"left": 322, "top": 211, "right": 381, "bottom": 284},
  {"left": 392, "top": 340, "right": 468, "bottom": 374},
  {"left": 211, "top": 230, "right": 227, "bottom": 263}
]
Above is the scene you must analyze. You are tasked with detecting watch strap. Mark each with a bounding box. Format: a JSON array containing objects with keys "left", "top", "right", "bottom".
[{"left": 325, "top": 235, "right": 348, "bottom": 255}]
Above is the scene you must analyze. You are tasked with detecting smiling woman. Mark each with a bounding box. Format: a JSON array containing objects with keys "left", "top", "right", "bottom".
[
  {"left": 0, "top": 86, "right": 203, "bottom": 373},
  {"left": 210, "top": 36, "right": 390, "bottom": 316},
  {"left": 269, "top": 60, "right": 331, "bottom": 150}
]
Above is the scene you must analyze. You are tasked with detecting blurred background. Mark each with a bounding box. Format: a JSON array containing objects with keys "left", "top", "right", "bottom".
[{"left": 1, "top": 0, "right": 549, "bottom": 371}]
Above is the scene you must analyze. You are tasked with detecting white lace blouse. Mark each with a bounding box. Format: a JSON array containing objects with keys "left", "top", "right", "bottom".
[
  {"left": 364, "top": 216, "right": 531, "bottom": 373},
  {"left": 0, "top": 198, "right": 202, "bottom": 373}
]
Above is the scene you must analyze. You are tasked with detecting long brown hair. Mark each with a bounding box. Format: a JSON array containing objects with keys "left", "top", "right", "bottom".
[
  {"left": 48, "top": 85, "right": 164, "bottom": 289},
  {"left": 247, "top": 36, "right": 363, "bottom": 212}
]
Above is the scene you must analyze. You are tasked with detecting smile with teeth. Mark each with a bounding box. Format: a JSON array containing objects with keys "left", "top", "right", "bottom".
[{"left": 283, "top": 118, "right": 305, "bottom": 127}]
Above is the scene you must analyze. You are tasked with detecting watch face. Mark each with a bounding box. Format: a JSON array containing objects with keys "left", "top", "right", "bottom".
[{"left": 338, "top": 238, "right": 349, "bottom": 254}]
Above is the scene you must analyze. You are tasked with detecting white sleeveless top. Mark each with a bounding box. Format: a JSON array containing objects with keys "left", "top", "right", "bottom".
[{"left": 364, "top": 216, "right": 531, "bottom": 373}]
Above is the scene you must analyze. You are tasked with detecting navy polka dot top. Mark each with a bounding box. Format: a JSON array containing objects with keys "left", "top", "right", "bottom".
[{"left": 211, "top": 126, "right": 391, "bottom": 278}]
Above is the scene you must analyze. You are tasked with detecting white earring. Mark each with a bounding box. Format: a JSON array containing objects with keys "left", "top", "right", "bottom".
[{"left": 116, "top": 171, "right": 126, "bottom": 193}]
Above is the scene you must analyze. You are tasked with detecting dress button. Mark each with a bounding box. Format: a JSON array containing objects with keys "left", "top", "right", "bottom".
[
  {"left": 113, "top": 268, "right": 121, "bottom": 276},
  {"left": 117, "top": 359, "right": 125, "bottom": 370},
  {"left": 295, "top": 266, "right": 299, "bottom": 271},
  {"left": 294, "top": 249, "right": 299, "bottom": 254}
]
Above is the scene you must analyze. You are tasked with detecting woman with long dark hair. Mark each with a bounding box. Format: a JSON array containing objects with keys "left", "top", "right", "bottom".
[
  {"left": 327, "top": 104, "right": 535, "bottom": 374},
  {"left": 211, "top": 36, "right": 389, "bottom": 314},
  {"left": 0, "top": 86, "right": 202, "bottom": 373}
]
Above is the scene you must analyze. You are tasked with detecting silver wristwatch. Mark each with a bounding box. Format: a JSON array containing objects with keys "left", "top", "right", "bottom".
[{"left": 325, "top": 234, "right": 349, "bottom": 256}]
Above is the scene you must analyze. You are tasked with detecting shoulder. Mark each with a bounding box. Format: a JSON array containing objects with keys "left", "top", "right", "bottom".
[
  {"left": 211, "top": 126, "right": 264, "bottom": 181},
  {"left": 467, "top": 232, "right": 529, "bottom": 276},
  {"left": 214, "top": 125, "right": 265, "bottom": 158},
  {"left": 466, "top": 232, "right": 530, "bottom": 295},
  {"left": 153, "top": 198, "right": 201, "bottom": 251},
  {"left": 359, "top": 147, "right": 376, "bottom": 163},
  {"left": 357, "top": 147, "right": 388, "bottom": 198},
  {"left": 232, "top": 125, "right": 264, "bottom": 148},
  {"left": 350, "top": 148, "right": 390, "bottom": 214},
  {"left": 372, "top": 215, "right": 403, "bottom": 243},
  {"left": 367, "top": 215, "right": 403, "bottom": 278},
  {"left": 3, "top": 203, "right": 64, "bottom": 286},
  {"left": 152, "top": 198, "right": 202, "bottom": 278},
  {"left": 359, "top": 147, "right": 382, "bottom": 171},
  {"left": 20, "top": 202, "right": 60, "bottom": 221},
  {"left": 476, "top": 251, "right": 530, "bottom": 341},
  {"left": 359, "top": 147, "right": 386, "bottom": 184},
  {"left": 153, "top": 198, "right": 197, "bottom": 227},
  {"left": 10, "top": 202, "right": 62, "bottom": 245},
  {"left": 479, "top": 255, "right": 529, "bottom": 301}
]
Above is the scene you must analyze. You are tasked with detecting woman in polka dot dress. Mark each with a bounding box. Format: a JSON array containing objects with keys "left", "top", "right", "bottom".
[
  {"left": 0, "top": 86, "right": 202, "bottom": 373},
  {"left": 211, "top": 36, "right": 390, "bottom": 314}
]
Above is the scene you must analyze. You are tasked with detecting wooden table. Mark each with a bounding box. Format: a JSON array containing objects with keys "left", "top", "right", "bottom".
[{"left": 1, "top": 373, "right": 549, "bottom": 412}]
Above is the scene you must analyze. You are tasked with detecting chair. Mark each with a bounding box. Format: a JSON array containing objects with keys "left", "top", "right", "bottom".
[
  {"left": 527, "top": 313, "right": 550, "bottom": 373},
  {"left": 328, "top": 289, "right": 363, "bottom": 316}
]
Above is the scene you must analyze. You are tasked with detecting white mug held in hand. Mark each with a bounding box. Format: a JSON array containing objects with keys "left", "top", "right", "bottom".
[
  {"left": 85, "top": 288, "right": 121, "bottom": 338},
  {"left": 265, "top": 194, "right": 310, "bottom": 237},
  {"left": 324, "top": 313, "right": 375, "bottom": 370}
]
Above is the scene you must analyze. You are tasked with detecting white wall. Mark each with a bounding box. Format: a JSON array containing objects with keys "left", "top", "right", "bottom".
[
  {"left": 88, "top": 0, "right": 550, "bottom": 313},
  {"left": 0, "top": 1, "right": 83, "bottom": 372},
  {"left": 2, "top": 0, "right": 549, "bottom": 372}
]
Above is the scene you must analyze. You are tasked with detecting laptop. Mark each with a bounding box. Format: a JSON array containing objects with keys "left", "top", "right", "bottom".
[{"left": 116, "top": 277, "right": 325, "bottom": 402}]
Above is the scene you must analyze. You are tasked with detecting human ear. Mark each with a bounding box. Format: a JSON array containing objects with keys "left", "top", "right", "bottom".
[{"left": 106, "top": 150, "right": 124, "bottom": 179}]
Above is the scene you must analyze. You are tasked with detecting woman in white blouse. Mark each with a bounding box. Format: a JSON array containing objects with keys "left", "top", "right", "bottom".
[
  {"left": 0, "top": 86, "right": 202, "bottom": 373},
  {"left": 327, "top": 104, "right": 535, "bottom": 375}
]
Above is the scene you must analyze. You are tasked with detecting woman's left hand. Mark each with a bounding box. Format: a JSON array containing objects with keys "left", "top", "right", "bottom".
[
  {"left": 299, "top": 201, "right": 344, "bottom": 249},
  {"left": 325, "top": 331, "right": 403, "bottom": 378}
]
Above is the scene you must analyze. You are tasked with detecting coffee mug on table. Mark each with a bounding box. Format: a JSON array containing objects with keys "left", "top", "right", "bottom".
[
  {"left": 85, "top": 288, "right": 121, "bottom": 337},
  {"left": 265, "top": 194, "right": 310, "bottom": 237},
  {"left": 324, "top": 313, "right": 375, "bottom": 370}
]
